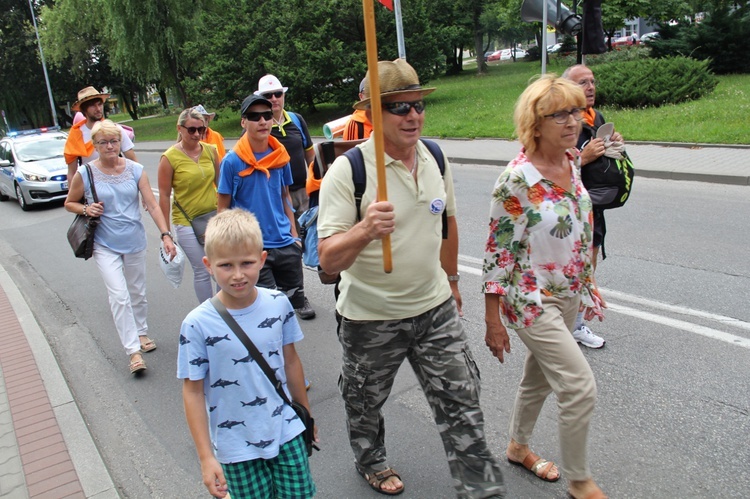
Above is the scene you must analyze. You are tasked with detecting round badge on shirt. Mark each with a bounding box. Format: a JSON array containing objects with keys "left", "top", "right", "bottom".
[{"left": 430, "top": 198, "right": 445, "bottom": 215}]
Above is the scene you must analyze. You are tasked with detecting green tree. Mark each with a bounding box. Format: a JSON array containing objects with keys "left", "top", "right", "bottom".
[
  {"left": 184, "top": 0, "right": 442, "bottom": 114},
  {"left": 0, "top": 0, "right": 59, "bottom": 129}
]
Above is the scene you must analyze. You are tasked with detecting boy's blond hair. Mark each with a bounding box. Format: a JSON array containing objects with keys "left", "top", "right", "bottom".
[
  {"left": 204, "top": 209, "right": 264, "bottom": 259},
  {"left": 514, "top": 74, "right": 586, "bottom": 156}
]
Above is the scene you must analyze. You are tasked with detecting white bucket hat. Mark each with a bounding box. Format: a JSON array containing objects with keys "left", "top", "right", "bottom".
[{"left": 254, "top": 74, "right": 288, "bottom": 96}]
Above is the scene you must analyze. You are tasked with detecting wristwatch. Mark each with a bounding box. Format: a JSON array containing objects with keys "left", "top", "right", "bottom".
[
  {"left": 447, "top": 274, "right": 460, "bottom": 282},
  {"left": 160, "top": 231, "right": 173, "bottom": 240}
]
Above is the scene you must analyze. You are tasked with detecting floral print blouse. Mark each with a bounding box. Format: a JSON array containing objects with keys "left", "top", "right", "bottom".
[{"left": 482, "top": 149, "right": 596, "bottom": 329}]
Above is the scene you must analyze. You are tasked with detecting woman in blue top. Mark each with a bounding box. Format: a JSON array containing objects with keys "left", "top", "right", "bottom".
[{"left": 65, "top": 120, "right": 176, "bottom": 375}]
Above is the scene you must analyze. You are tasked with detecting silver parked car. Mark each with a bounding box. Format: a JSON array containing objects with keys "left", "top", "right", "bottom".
[{"left": 0, "top": 127, "right": 69, "bottom": 211}]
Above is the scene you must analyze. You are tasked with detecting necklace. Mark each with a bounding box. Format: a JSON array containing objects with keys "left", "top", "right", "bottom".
[{"left": 180, "top": 143, "right": 202, "bottom": 160}]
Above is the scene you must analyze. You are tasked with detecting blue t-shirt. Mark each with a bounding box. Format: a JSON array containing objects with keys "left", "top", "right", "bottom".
[
  {"left": 217, "top": 149, "right": 294, "bottom": 248},
  {"left": 177, "top": 288, "right": 305, "bottom": 463},
  {"left": 80, "top": 160, "right": 147, "bottom": 254}
]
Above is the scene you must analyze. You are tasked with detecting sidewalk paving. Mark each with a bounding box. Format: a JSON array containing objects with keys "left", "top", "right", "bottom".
[{"left": 0, "top": 137, "right": 747, "bottom": 498}]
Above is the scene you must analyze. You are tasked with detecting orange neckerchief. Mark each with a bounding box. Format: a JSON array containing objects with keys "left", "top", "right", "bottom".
[
  {"left": 234, "top": 134, "right": 290, "bottom": 178},
  {"left": 63, "top": 120, "right": 94, "bottom": 165},
  {"left": 306, "top": 160, "right": 320, "bottom": 195},
  {"left": 583, "top": 107, "right": 596, "bottom": 127}
]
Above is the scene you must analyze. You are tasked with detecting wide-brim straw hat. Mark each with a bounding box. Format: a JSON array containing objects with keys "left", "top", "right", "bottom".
[
  {"left": 353, "top": 59, "right": 436, "bottom": 110},
  {"left": 72, "top": 86, "right": 110, "bottom": 111}
]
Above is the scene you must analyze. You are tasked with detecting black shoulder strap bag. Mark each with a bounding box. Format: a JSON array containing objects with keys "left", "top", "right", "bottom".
[
  {"left": 66, "top": 164, "right": 100, "bottom": 260},
  {"left": 210, "top": 296, "right": 319, "bottom": 457}
]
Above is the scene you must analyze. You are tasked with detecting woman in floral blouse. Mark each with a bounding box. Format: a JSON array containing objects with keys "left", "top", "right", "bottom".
[{"left": 482, "top": 75, "right": 606, "bottom": 499}]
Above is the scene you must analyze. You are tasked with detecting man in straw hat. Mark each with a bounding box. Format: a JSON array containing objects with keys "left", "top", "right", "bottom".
[
  {"left": 64, "top": 86, "right": 137, "bottom": 183},
  {"left": 317, "top": 58, "right": 506, "bottom": 497},
  {"left": 192, "top": 104, "right": 226, "bottom": 161}
]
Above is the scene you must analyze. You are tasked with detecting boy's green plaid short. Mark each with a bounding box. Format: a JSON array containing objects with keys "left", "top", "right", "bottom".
[{"left": 222, "top": 434, "right": 316, "bottom": 498}]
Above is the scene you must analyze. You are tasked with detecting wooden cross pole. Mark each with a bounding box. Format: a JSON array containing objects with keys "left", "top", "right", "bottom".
[{"left": 362, "top": 0, "right": 392, "bottom": 273}]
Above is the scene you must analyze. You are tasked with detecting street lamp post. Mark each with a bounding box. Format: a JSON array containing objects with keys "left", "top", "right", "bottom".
[{"left": 27, "top": 0, "right": 58, "bottom": 128}]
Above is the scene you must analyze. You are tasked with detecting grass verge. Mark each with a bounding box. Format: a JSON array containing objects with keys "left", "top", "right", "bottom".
[{"left": 113, "top": 61, "right": 750, "bottom": 144}]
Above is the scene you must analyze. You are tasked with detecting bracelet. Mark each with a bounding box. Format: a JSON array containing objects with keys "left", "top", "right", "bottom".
[
  {"left": 447, "top": 274, "right": 460, "bottom": 282},
  {"left": 82, "top": 204, "right": 88, "bottom": 217}
]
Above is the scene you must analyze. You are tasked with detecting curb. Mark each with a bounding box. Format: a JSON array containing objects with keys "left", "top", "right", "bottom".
[{"left": 0, "top": 263, "right": 120, "bottom": 499}]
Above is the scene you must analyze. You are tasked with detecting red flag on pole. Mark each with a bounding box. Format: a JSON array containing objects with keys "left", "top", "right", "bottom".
[{"left": 377, "top": 0, "right": 393, "bottom": 10}]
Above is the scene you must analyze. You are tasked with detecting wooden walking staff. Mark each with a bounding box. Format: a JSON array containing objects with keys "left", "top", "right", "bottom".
[{"left": 362, "top": 0, "right": 392, "bottom": 273}]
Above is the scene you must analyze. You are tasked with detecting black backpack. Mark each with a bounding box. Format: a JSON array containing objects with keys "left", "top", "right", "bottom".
[{"left": 580, "top": 150, "right": 635, "bottom": 210}]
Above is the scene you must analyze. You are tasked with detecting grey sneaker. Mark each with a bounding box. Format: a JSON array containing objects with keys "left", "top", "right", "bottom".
[
  {"left": 572, "top": 325, "right": 605, "bottom": 349},
  {"left": 295, "top": 298, "right": 316, "bottom": 320}
]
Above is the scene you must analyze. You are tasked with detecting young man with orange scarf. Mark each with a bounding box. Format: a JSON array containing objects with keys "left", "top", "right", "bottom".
[
  {"left": 217, "top": 95, "right": 313, "bottom": 321},
  {"left": 564, "top": 64, "right": 625, "bottom": 349},
  {"left": 64, "top": 86, "right": 136, "bottom": 183}
]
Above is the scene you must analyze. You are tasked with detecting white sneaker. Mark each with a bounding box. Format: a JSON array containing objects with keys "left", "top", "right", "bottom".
[{"left": 572, "top": 325, "right": 605, "bottom": 349}]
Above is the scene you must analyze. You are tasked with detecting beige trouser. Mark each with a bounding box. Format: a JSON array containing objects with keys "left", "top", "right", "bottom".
[{"left": 508, "top": 294, "right": 597, "bottom": 481}]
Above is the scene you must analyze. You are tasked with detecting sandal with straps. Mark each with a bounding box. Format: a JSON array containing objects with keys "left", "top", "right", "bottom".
[
  {"left": 139, "top": 336, "right": 157, "bottom": 353},
  {"left": 129, "top": 352, "right": 147, "bottom": 374},
  {"left": 508, "top": 451, "right": 560, "bottom": 482},
  {"left": 357, "top": 466, "right": 404, "bottom": 496}
]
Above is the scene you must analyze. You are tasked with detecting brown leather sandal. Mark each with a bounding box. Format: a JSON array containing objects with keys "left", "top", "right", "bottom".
[
  {"left": 358, "top": 467, "right": 404, "bottom": 496},
  {"left": 508, "top": 451, "right": 560, "bottom": 482}
]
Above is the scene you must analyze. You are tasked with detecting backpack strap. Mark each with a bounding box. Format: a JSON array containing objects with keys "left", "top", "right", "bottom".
[
  {"left": 342, "top": 147, "right": 367, "bottom": 221},
  {"left": 287, "top": 112, "right": 311, "bottom": 149},
  {"left": 343, "top": 140, "right": 449, "bottom": 238},
  {"left": 420, "top": 139, "right": 448, "bottom": 239}
]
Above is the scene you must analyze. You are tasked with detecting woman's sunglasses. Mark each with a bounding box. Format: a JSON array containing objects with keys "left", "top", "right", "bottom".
[
  {"left": 181, "top": 125, "right": 206, "bottom": 135},
  {"left": 262, "top": 91, "right": 284, "bottom": 99},
  {"left": 244, "top": 111, "right": 274, "bottom": 122},
  {"left": 382, "top": 100, "right": 425, "bottom": 116}
]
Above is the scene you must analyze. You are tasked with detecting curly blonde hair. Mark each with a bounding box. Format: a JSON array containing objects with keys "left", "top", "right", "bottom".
[{"left": 90, "top": 119, "right": 122, "bottom": 143}]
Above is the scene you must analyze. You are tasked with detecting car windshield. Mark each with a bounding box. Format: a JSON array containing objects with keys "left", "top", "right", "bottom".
[{"left": 15, "top": 136, "right": 66, "bottom": 162}]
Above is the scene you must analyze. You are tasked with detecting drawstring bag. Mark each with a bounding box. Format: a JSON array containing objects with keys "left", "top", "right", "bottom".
[
  {"left": 159, "top": 242, "right": 185, "bottom": 288},
  {"left": 298, "top": 206, "right": 320, "bottom": 268}
]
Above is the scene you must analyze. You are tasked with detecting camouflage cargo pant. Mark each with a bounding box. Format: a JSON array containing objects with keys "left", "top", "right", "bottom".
[{"left": 338, "top": 298, "right": 506, "bottom": 498}]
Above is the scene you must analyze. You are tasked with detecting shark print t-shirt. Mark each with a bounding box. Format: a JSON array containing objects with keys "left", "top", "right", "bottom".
[{"left": 177, "top": 287, "right": 305, "bottom": 463}]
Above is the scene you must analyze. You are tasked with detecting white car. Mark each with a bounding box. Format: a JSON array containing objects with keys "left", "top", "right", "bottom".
[
  {"left": 500, "top": 48, "right": 527, "bottom": 61},
  {"left": 640, "top": 32, "right": 660, "bottom": 43},
  {"left": 0, "top": 127, "right": 69, "bottom": 211}
]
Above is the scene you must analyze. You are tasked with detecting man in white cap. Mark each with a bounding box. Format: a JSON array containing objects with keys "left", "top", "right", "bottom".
[
  {"left": 64, "top": 86, "right": 137, "bottom": 183},
  {"left": 317, "top": 59, "right": 506, "bottom": 498},
  {"left": 192, "top": 104, "right": 226, "bottom": 161},
  {"left": 255, "top": 74, "right": 315, "bottom": 319}
]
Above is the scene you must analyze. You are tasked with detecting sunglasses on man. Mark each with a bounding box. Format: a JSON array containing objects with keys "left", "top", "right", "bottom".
[
  {"left": 382, "top": 100, "right": 425, "bottom": 116},
  {"left": 244, "top": 110, "right": 274, "bottom": 122},
  {"left": 262, "top": 91, "right": 284, "bottom": 99}
]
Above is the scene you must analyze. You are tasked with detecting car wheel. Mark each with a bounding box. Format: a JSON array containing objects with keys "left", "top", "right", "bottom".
[{"left": 15, "top": 183, "right": 31, "bottom": 211}]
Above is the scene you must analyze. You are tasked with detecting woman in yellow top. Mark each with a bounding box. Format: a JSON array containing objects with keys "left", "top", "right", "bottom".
[{"left": 158, "top": 108, "right": 220, "bottom": 302}]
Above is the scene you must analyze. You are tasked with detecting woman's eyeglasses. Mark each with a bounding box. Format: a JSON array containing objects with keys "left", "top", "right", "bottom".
[
  {"left": 181, "top": 125, "right": 206, "bottom": 135},
  {"left": 544, "top": 108, "right": 584, "bottom": 124},
  {"left": 262, "top": 91, "right": 284, "bottom": 99},
  {"left": 95, "top": 139, "right": 121, "bottom": 147},
  {"left": 382, "top": 100, "right": 425, "bottom": 116},
  {"left": 244, "top": 111, "right": 274, "bottom": 122}
]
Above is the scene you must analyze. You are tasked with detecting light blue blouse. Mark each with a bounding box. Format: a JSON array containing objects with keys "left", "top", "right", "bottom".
[{"left": 80, "top": 160, "right": 147, "bottom": 254}]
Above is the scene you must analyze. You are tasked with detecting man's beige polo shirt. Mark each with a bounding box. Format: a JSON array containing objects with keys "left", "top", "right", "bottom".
[{"left": 318, "top": 139, "right": 456, "bottom": 321}]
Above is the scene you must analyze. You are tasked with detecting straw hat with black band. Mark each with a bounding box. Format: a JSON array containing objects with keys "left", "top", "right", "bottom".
[
  {"left": 353, "top": 58, "right": 436, "bottom": 110},
  {"left": 71, "top": 86, "right": 110, "bottom": 112}
]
